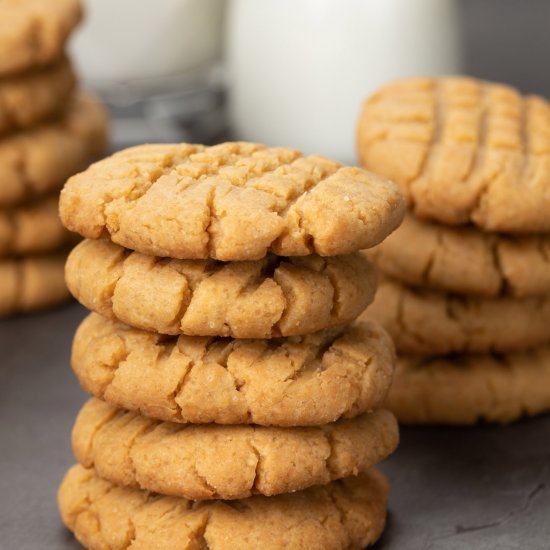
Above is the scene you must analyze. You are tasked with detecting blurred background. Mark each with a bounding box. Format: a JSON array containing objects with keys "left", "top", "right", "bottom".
[{"left": 70, "top": 0, "right": 550, "bottom": 162}]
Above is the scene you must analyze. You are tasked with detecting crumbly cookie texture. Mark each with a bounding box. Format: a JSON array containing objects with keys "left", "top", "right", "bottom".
[
  {"left": 0, "top": 92, "right": 108, "bottom": 208},
  {"left": 66, "top": 239, "right": 377, "bottom": 338},
  {"left": 0, "top": 196, "right": 75, "bottom": 257},
  {"left": 366, "top": 213, "right": 550, "bottom": 298},
  {"left": 357, "top": 76, "right": 550, "bottom": 233},
  {"left": 71, "top": 314, "right": 395, "bottom": 427},
  {"left": 388, "top": 347, "right": 550, "bottom": 424},
  {"left": 360, "top": 277, "right": 550, "bottom": 354},
  {"left": 0, "top": 253, "right": 69, "bottom": 316},
  {"left": 73, "top": 398, "right": 398, "bottom": 500},
  {"left": 58, "top": 464, "right": 389, "bottom": 550},
  {"left": 0, "top": 0, "right": 82, "bottom": 76},
  {"left": 59, "top": 141, "right": 405, "bottom": 260},
  {"left": 0, "top": 57, "right": 75, "bottom": 135}
]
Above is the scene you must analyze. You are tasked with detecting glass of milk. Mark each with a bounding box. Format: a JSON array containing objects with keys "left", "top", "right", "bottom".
[
  {"left": 71, "top": 0, "right": 226, "bottom": 146},
  {"left": 225, "top": 0, "right": 462, "bottom": 163}
]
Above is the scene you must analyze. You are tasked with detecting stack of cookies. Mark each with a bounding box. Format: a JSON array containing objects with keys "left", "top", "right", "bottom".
[
  {"left": 56, "top": 142, "right": 406, "bottom": 549},
  {"left": 357, "top": 76, "right": 550, "bottom": 424},
  {"left": 0, "top": 0, "right": 107, "bottom": 316}
]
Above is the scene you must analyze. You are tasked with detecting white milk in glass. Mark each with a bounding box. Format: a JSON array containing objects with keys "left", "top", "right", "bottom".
[{"left": 226, "top": 0, "right": 461, "bottom": 163}]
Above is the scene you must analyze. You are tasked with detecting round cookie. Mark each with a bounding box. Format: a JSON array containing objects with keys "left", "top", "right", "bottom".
[
  {"left": 357, "top": 76, "right": 550, "bottom": 233},
  {"left": 59, "top": 141, "right": 405, "bottom": 261},
  {"left": 73, "top": 398, "right": 399, "bottom": 500},
  {"left": 0, "top": 253, "right": 69, "bottom": 316},
  {"left": 58, "top": 464, "right": 389, "bottom": 550},
  {"left": 387, "top": 347, "right": 550, "bottom": 424},
  {"left": 366, "top": 213, "right": 550, "bottom": 298},
  {"left": 361, "top": 277, "right": 550, "bottom": 355},
  {"left": 0, "top": 0, "right": 82, "bottom": 76},
  {"left": 0, "top": 92, "right": 108, "bottom": 208},
  {"left": 0, "top": 196, "right": 76, "bottom": 257},
  {"left": 65, "top": 239, "right": 378, "bottom": 338},
  {"left": 71, "top": 313, "right": 395, "bottom": 427},
  {"left": 0, "top": 57, "right": 75, "bottom": 135}
]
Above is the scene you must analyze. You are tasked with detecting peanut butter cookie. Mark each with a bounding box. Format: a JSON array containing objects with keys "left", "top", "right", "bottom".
[
  {"left": 0, "top": 0, "right": 81, "bottom": 76},
  {"left": 388, "top": 347, "right": 550, "bottom": 424},
  {"left": 367, "top": 213, "right": 550, "bottom": 298},
  {"left": 0, "top": 196, "right": 75, "bottom": 257},
  {"left": 361, "top": 277, "right": 550, "bottom": 354},
  {"left": 0, "top": 57, "right": 75, "bottom": 135},
  {"left": 0, "top": 252, "right": 69, "bottom": 316},
  {"left": 58, "top": 464, "right": 389, "bottom": 550},
  {"left": 0, "top": 93, "right": 108, "bottom": 208},
  {"left": 357, "top": 77, "right": 550, "bottom": 233},
  {"left": 60, "top": 141, "right": 405, "bottom": 260},
  {"left": 73, "top": 398, "right": 398, "bottom": 500},
  {"left": 65, "top": 239, "right": 377, "bottom": 338},
  {"left": 71, "top": 314, "right": 395, "bottom": 426}
]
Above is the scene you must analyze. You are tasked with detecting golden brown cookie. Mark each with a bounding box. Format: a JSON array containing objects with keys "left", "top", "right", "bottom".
[
  {"left": 388, "top": 347, "right": 550, "bottom": 424},
  {"left": 0, "top": 252, "right": 69, "bottom": 316},
  {"left": 0, "top": 92, "right": 108, "bottom": 208},
  {"left": 0, "top": 57, "right": 75, "bottom": 135},
  {"left": 58, "top": 464, "right": 389, "bottom": 550},
  {"left": 0, "top": 0, "right": 82, "bottom": 76},
  {"left": 0, "top": 196, "right": 76, "bottom": 257},
  {"left": 73, "top": 398, "right": 398, "bottom": 500},
  {"left": 366, "top": 213, "right": 550, "bottom": 298},
  {"left": 59, "top": 141, "right": 405, "bottom": 260},
  {"left": 65, "top": 239, "right": 377, "bottom": 338},
  {"left": 71, "top": 314, "right": 395, "bottom": 427},
  {"left": 357, "top": 76, "right": 550, "bottom": 233},
  {"left": 361, "top": 277, "right": 550, "bottom": 354}
]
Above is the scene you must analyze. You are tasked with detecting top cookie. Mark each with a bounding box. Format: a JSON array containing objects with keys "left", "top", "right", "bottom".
[
  {"left": 357, "top": 77, "right": 550, "bottom": 233},
  {"left": 59, "top": 142, "right": 405, "bottom": 261},
  {"left": 0, "top": 0, "right": 82, "bottom": 76}
]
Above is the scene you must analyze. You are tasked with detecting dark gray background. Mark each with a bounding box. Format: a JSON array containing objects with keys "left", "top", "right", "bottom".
[{"left": 459, "top": 0, "right": 550, "bottom": 97}]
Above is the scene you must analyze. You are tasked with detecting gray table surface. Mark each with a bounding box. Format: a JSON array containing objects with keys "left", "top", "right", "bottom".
[{"left": 1, "top": 302, "right": 549, "bottom": 550}]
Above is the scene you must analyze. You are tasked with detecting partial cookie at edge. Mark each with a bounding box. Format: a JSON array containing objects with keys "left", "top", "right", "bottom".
[
  {"left": 366, "top": 213, "right": 550, "bottom": 298},
  {"left": 361, "top": 277, "right": 550, "bottom": 354},
  {"left": 0, "top": 92, "right": 108, "bottom": 208},
  {"left": 387, "top": 347, "right": 550, "bottom": 424},
  {"left": 71, "top": 313, "right": 395, "bottom": 426},
  {"left": 0, "top": 196, "right": 76, "bottom": 257},
  {"left": 0, "top": 0, "right": 82, "bottom": 76},
  {"left": 0, "top": 252, "right": 70, "bottom": 316},
  {"left": 0, "top": 57, "right": 76, "bottom": 135}
]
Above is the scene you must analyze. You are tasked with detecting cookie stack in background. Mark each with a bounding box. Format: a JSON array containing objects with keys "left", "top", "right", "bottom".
[
  {"left": 0, "top": 0, "right": 108, "bottom": 316},
  {"left": 56, "top": 142, "right": 406, "bottom": 549},
  {"left": 357, "top": 76, "right": 550, "bottom": 425}
]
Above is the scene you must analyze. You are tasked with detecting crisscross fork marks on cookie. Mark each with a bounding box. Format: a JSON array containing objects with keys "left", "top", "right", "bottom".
[
  {"left": 60, "top": 142, "right": 405, "bottom": 260},
  {"left": 358, "top": 77, "right": 550, "bottom": 232}
]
